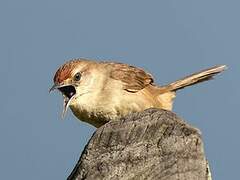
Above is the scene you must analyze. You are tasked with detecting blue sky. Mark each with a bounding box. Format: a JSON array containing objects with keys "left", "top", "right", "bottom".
[{"left": 1, "top": 1, "right": 239, "bottom": 179}]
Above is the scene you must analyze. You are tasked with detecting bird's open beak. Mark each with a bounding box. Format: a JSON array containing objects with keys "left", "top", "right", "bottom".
[
  {"left": 49, "top": 83, "right": 76, "bottom": 119},
  {"left": 49, "top": 84, "right": 59, "bottom": 93}
]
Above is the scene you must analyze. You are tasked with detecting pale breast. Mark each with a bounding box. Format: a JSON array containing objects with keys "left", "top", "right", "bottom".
[{"left": 69, "top": 76, "right": 175, "bottom": 128}]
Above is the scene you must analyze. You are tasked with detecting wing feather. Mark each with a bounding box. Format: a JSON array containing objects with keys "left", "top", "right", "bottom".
[{"left": 105, "top": 62, "right": 154, "bottom": 92}]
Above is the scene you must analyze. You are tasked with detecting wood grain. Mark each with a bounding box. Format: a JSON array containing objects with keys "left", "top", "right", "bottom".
[{"left": 68, "top": 108, "right": 211, "bottom": 180}]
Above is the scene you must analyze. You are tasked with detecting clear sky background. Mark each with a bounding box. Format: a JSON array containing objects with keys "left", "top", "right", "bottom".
[{"left": 0, "top": 1, "right": 239, "bottom": 179}]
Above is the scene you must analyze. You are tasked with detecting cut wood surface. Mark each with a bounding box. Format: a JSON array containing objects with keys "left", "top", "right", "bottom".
[{"left": 68, "top": 108, "right": 211, "bottom": 180}]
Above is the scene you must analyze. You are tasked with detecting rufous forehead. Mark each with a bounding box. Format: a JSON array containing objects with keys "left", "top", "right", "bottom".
[{"left": 54, "top": 60, "right": 80, "bottom": 84}]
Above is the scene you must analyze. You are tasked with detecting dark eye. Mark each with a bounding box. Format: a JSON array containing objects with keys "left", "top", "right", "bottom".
[{"left": 74, "top": 72, "right": 81, "bottom": 81}]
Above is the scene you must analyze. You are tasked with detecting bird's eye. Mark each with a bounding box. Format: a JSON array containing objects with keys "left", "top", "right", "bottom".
[{"left": 74, "top": 72, "right": 81, "bottom": 81}]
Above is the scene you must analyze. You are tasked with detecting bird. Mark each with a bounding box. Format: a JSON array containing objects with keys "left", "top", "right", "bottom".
[{"left": 50, "top": 58, "right": 226, "bottom": 128}]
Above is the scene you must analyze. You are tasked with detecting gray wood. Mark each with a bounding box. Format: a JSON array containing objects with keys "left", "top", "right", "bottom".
[{"left": 68, "top": 108, "right": 211, "bottom": 180}]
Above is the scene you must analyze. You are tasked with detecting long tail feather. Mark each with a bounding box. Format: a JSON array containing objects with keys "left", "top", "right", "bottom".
[{"left": 162, "top": 65, "right": 226, "bottom": 91}]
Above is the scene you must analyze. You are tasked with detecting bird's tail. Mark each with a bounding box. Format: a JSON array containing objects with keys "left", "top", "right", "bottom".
[
  {"left": 155, "top": 65, "right": 226, "bottom": 111},
  {"left": 161, "top": 65, "right": 226, "bottom": 92}
]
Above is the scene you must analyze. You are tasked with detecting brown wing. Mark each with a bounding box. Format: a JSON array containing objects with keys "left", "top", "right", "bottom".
[{"left": 106, "top": 62, "right": 154, "bottom": 92}]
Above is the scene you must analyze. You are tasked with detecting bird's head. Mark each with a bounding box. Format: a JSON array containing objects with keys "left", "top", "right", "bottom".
[{"left": 50, "top": 59, "right": 96, "bottom": 118}]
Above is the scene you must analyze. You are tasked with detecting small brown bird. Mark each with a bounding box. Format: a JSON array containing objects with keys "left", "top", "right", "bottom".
[{"left": 50, "top": 58, "right": 226, "bottom": 127}]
